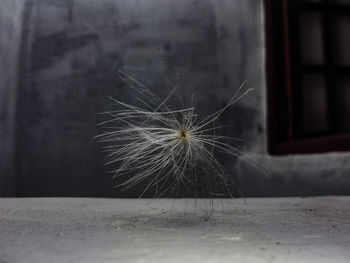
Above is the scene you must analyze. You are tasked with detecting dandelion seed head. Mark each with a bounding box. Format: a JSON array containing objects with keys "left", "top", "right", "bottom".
[{"left": 96, "top": 70, "right": 266, "bottom": 198}]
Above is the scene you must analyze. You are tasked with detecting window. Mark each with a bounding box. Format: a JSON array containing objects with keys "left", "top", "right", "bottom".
[{"left": 266, "top": 0, "right": 350, "bottom": 154}]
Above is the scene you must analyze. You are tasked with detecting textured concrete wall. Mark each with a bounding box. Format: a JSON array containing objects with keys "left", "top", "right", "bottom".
[
  {"left": 11, "top": 0, "right": 266, "bottom": 197},
  {"left": 2, "top": 0, "right": 350, "bottom": 197},
  {"left": 0, "top": 0, "right": 26, "bottom": 196}
]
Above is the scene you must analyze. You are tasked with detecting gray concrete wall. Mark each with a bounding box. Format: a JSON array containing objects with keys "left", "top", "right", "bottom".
[
  {"left": 0, "top": 0, "right": 26, "bottom": 196},
  {"left": 1, "top": 0, "right": 350, "bottom": 197}
]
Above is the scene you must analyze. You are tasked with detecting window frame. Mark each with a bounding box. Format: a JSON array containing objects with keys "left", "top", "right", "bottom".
[{"left": 265, "top": 0, "right": 350, "bottom": 155}]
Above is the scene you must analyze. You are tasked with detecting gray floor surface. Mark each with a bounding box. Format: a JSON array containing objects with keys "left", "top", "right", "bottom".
[{"left": 0, "top": 197, "right": 349, "bottom": 263}]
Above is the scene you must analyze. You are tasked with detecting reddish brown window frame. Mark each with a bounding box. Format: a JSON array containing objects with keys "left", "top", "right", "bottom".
[{"left": 265, "top": 0, "right": 350, "bottom": 155}]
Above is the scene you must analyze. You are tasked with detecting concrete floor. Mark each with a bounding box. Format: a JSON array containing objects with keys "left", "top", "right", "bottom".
[{"left": 0, "top": 197, "right": 349, "bottom": 263}]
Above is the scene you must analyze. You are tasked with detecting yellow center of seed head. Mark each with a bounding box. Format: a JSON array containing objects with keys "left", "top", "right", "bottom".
[{"left": 179, "top": 128, "right": 188, "bottom": 141}]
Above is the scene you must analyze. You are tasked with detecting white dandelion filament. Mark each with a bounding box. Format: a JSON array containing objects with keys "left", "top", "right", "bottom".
[{"left": 96, "top": 70, "right": 263, "bottom": 197}]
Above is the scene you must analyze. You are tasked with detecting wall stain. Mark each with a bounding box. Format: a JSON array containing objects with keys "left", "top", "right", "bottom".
[{"left": 31, "top": 32, "right": 99, "bottom": 70}]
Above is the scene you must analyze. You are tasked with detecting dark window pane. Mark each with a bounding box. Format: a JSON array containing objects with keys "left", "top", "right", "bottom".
[
  {"left": 299, "top": 0, "right": 322, "bottom": 2},
  {"left": 334, "top": 77, "right": 350, "bottom": 132},
  {"left": 328, "top": 0, "right": 350, "bottom": 4},
  {"left": 298, "top": 11, "right": 325, "bottom": 65},
  {"left": 330, "top": 15, "right": 350, "bottom": 66},
  {"left": 302, "top": 74, "right": 329, "bottom": 134}
]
